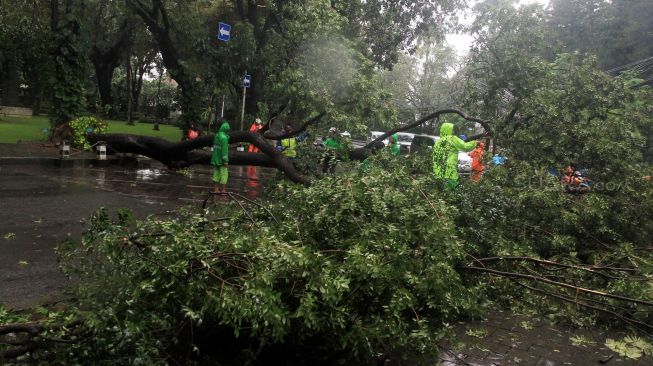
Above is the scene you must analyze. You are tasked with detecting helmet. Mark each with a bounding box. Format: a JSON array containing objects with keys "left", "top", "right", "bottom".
[
  {"left": 255, "top": 118, "right": 262, "bottom": 124},
  {"left": 329, "top": 127, "right": 337, "bottom": 133}
]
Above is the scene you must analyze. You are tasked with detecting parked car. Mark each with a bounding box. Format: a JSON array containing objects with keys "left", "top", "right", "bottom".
[
  {"left": 396, "top": 132, "right": 414, "bottom": 153},
  {"left": 410, "top": 134, "right": 439, "bottom": 154},
  {"left": 458, "top": 152, "right": 472, "bottom": 174},
  {"left": 368, "top": 131, "right": 389, "bottom": 146}
]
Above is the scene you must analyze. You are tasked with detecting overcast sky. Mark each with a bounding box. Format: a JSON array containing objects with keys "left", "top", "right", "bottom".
[{"left": 445, "top": 0, "right": 550, "bottom": 56}]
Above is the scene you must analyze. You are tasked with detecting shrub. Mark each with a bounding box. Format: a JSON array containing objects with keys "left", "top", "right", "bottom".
[{"left": 69, "top": 116, "right": 108, "bottom": 149}]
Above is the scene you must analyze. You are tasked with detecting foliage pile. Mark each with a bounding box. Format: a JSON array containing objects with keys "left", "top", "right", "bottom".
[
  {"left": 2, "top": 152, "right": 653, "bottom": 364},
  {"left": 31, "top": 169, "right": 480, "bottom": 365},
  {"left": 454, "top": 161, "right": 653, "bottom": 326}
]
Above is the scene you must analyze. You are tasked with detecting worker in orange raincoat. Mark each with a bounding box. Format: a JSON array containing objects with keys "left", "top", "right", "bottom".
[
  {"left": 248, "top": 118, "right": 263, "bottom": 153},
  {"left": 469, "top": 141, "right": 486, "bottom": 182},
  {"left": 562, "top": 164, "right": 575, "bottom": 185}
]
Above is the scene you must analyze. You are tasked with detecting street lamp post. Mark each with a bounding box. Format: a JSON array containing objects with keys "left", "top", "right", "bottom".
[{"left": 154, "top": 64, "right": 163, "bottom": 131}]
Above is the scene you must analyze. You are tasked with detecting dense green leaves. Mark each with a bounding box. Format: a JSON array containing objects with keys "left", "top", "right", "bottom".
[{"left": 50, "top": 164, "right": 490, "bottom": 365}]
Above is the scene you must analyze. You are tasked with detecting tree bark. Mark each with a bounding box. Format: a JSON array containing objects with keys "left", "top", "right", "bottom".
[
  {"left": 126, "top": 57, "right": 134, "bottom": 124},
  {"left": 1, "top": 58, "right": 22, "bottom": 106},
  {"left": 127, "top": 0, "right": 202, "bottom": 128},
  {"left": 92, "top": 60, "right": 116, "bottom": 109},
  {"left": 87, "top": 131, "right": 312, "bottom": 185},
  {"left": 89, "top": 26, "right": 133, "bottom": 110}
]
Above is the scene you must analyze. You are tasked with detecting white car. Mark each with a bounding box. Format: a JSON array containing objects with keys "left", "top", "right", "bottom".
[
  {"left": 458, "top": 152, "right": 472, "bottom": 173},
  {"left": 369, "top": 131, "right": 389, "bottom": 146},
  {"left": 396, "top": 132, "right": 415, "bottom": 153}
]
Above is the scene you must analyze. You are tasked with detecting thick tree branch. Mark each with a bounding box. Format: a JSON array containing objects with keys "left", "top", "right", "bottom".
[
  {"left": 471, "top": 256, "right": 640, "bottom": 279},
  {"left": 263, "top": 112, "right": 326, "bottom": 140},
  {"left": 511, "top": 280, "right": 653, "bottom": 333},
  {"left": 87, "top": 132, "right": 312, "bottom": 185},
  {"left": 459, "top": 266, "right": 653, "bottom": 307},
  {"left": 362, "top": 109, "right": 492, "bottom": 150},
  {"left": 0, "top": 318, "right": 84, "bottom": 360}
]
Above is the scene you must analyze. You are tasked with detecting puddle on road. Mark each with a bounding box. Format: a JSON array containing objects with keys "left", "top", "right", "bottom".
[
  {"left": 1, "top": 163, "right": 276, "bottom": 204},
  {"left": 134, "top": 168, "right": 166, "bottom": 181}
]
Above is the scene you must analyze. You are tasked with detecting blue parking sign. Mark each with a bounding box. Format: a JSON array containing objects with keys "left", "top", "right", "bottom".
[
  {"left": 217, "top": 22, "right": 231, "bottom": 42},
  {"left": 243, "top": 74, "right": 251, "bottom": 88}
]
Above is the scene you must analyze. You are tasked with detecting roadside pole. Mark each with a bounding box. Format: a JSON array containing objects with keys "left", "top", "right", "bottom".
[
  {"left": 240, "top": 84, "right": 246, "bottom": 132},
  {"left": 221, "top": 94, "right": 225, "bottom": 119},
  {"left": 241, "top": 73, "right": 252, "bottom": 131}
]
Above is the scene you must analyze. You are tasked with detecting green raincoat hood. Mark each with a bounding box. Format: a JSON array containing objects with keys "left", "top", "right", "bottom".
[
  {"left": 391, "top": 133, "right": 399, "bottom": 142},
  {"left": 439, "top": 123, "right": 454, "bottom": 137},
  {"left": 219, "top": 121, "right": 231, "bottom": 133}
]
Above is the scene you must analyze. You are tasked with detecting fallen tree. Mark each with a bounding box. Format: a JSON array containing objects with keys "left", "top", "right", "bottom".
[
  {"left": 87, "top": 109, "right": 492, "bottom": 183},
  {"left": 87, "top": 113, "right": 329, "bottom": 186},
  {"left": 88, "top": 130, "right": 313, "bottom": 185}
]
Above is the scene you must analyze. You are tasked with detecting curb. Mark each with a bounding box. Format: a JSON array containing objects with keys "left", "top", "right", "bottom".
[{"left": 0, "top": 157, "right": 134, "bottom": 168}]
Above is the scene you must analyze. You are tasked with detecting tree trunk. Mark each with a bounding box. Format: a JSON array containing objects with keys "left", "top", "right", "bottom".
[
  {"left": 1, "top": 58, "right": 22, "bottom": 106},
  {"left": 153, "top": 71, "right": 162, "bottom": 131},
  {"left": 131, "top": 61, "right": 147, "bottom": 113},
  {"left": 245, "top": 67, "right": 265, "bottom": 116},
  {"left": 127, "top": 0, "right": 202, "bottom": 130},
  {"left": 126, "top": 59, "right": 133, "bottom": 125},
  {"left": 87, "top": 131, "right": 312, "bottom": 185},
  {"left": 93, "top": 60, "right": 115, "bottom": 109},
  {"left": 89, "top": 20, "right": 134, "bottom": 114}
]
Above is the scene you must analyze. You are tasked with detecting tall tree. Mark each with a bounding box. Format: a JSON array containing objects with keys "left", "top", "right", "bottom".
[
  {"left": 0, "top": 1, "right": 50, "bottom": 108},
  {"left": 126, "top": 0, "right": 205, "bottom": 129},
  {"left": 49, "top": 0, "right": 88, "bottom": 126},
  {"left": 330, "top": 0, "right": 465, "bottom": 68},
  {"left": 88, "top": 0, "right": 136, "bottom": 111},
  {"left": 381, "top": 42, "right": 459, "bottom": 126},
  {"left": 548, "top": 0, "right": 605, "bottom": 57}
]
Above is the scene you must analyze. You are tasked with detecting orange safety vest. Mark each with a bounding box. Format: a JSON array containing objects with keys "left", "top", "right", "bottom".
[{"left": 248, "top": 123, "right": 262, "bottom": 153}]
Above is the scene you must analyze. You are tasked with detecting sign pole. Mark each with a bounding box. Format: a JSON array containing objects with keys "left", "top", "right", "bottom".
[
  {"left": 240, "top": 86, "right": 246, "bottom": 131},
  {"left": 221, "top": 95, "right": 225, "bottom": 119}
]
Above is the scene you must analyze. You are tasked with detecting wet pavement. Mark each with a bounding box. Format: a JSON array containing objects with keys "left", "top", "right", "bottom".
[
  {"left": 0, "top": 161, "right": 275, "bottom": 309},
  {"left": 439, "top": 311, "right": 653, "bottom": 365}
]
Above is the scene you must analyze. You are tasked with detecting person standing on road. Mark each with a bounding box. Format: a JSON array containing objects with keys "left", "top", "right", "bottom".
[
  {"left": 432, "top": 122, "right": 477, "bottom": 190},
  {"left": 211, "top": 121, "right": 231, "bottom": 193},
  {"left": 248, "top": 118, "right": 263, "bottom": 153},
  {"left": 321, "top": 127, "right": 341, "bottom": 173},
  {"left": 187, "top": 124, "right": 200, "bottom": 140},
  {"left": 469, "top": 141, "right": 486, "bottom": 182},
  {"left": 388, "top": 133, "right": 400, "bottom": 157},
  {"left": 280, "top": 124, "right": 298, "bottom": 161}
]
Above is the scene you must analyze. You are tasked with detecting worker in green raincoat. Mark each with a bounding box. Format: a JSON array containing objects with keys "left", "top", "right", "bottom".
[
  {"left": 388, "top": 133, "right": 400, "bottom": 157},
  {"left": 321, "top": 127, "right": 341, "bottom": 174},
  {"left": 432, "top": 122, "right": 477, "bottom": 190},
  {"left": 280, "top": 125, "right": 297, "bottom": 160},
  {"left": 211, "top": 121, "right": 231, "bottom": 193}
]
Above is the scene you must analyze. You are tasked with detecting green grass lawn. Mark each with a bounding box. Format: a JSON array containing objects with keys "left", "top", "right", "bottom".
[{"left": 0, "top": 115, "right": 182, "bottom": 143}]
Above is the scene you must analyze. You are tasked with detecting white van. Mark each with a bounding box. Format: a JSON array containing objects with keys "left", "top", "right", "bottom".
[
  {"left": 396, "top": 132, "right": 415, "bottom": 153},
  {"left": 369, "top": 131, "right": 389, "bottom": 146}
]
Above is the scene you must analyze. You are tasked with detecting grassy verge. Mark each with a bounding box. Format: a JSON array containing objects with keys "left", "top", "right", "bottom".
[{"left": 0, "top": 115, "right": 182, "bottom": 143}]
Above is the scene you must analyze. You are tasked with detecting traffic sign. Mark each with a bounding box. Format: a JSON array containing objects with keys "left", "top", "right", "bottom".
[
  {"left": 243, "top": 74, "right": 251, "bottom": 88},
  {"left": 217, "top": 22, "right": 231, "bottom": 42}
]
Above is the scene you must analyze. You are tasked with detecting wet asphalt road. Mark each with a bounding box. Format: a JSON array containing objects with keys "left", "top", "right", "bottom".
[
  {"left": 0, "top": 163, "right": 273, "bottom": 309},
  {"left": 0, "top": 167, "right": 173, "bottom": 309}
]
